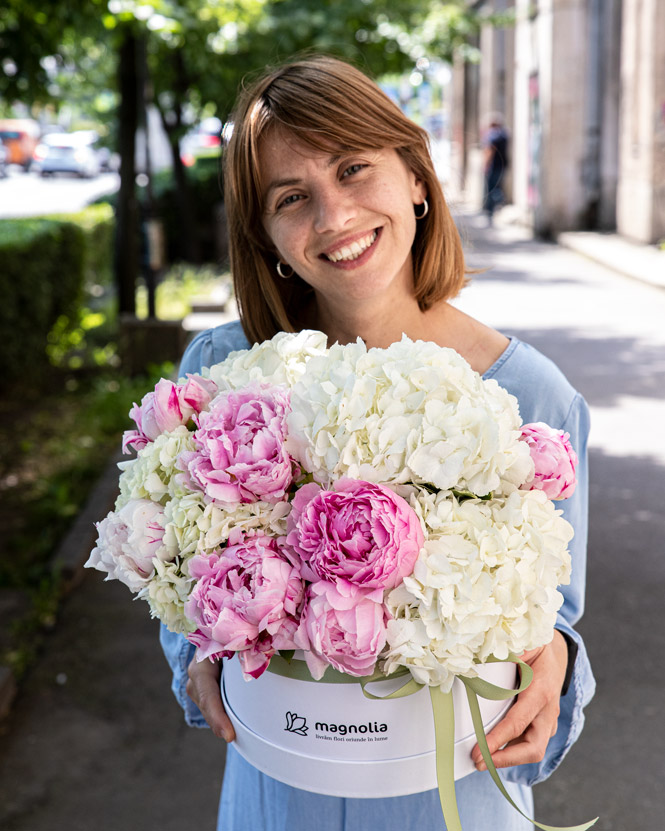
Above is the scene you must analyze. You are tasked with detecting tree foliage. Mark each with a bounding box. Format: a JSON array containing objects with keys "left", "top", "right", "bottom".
[
  {"left": 0, "top": 1, "right": 507, "bottom": 124},
  {"left": 0, "top": 0, "right": 109, "bottom": 104}
]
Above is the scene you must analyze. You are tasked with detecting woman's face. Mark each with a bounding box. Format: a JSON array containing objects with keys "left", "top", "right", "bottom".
[{"left": 259, "top": 130, "right": 426, "bottom": 316}]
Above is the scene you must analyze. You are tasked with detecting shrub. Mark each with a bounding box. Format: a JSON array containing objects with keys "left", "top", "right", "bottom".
[{"left": 0, "top": 205, "right": 114, "bottom": 388}]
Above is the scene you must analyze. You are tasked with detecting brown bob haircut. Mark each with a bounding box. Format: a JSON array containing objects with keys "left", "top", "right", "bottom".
[{"left": 223, "top": 54, "right": 467, "bottom": 345}]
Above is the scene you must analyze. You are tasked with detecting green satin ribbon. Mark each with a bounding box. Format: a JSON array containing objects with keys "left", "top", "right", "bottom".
[{"left": 267, "top": 656, "right": 598, "bottom": 831}]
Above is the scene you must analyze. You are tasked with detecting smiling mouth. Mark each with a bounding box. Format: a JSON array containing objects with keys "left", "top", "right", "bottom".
[{"left": 323, "top": 230, "right": 378, "bottom": 263}]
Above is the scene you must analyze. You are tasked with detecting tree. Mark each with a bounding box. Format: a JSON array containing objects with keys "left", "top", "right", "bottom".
[{"left": 0, "top": 1, "right": 109, "bottom": 105}]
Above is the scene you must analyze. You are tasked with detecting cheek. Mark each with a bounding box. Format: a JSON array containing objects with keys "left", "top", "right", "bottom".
[
  {"left": 272, "top": 223, "right": 307, "bottom": 263},
  {"left": 266, "top": 221, "right": 305, "bottom": 263}
]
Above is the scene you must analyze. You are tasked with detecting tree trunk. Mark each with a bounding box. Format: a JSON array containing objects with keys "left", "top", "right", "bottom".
[
  {"left": 115, "top": 26, "right": 140, "bottom": 315},
  {"left": 156, "top": 108, "right": 201, "bottom": 264}
]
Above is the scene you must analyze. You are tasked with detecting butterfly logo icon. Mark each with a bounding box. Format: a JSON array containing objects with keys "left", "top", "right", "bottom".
[{"left": 284, "top": 712, "right": 308, "bottom": 736}]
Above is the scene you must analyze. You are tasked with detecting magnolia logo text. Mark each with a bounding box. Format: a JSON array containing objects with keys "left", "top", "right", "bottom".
[
  {"left": 315, "top": 721, "right": 388, "bottom": 736},
  {"left": 284, "top": 712, "right": 308, "bottom": 736}
]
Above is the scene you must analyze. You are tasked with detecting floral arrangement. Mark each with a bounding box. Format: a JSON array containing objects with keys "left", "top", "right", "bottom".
[{"left": 86, "top": 330, "right": 578, "bottom": 693}]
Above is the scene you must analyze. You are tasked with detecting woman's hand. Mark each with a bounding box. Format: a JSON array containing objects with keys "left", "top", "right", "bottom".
[
  {"left": 186, "top": 657, "right": 236, "bottom": 743},
  {"left": 471, "top": 629, "right": 569, "bottom": 771}
]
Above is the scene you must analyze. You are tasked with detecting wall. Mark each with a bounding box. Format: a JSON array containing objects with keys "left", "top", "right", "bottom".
[{"left": 616, "top": 0, "right": 665, "bottom": 243}]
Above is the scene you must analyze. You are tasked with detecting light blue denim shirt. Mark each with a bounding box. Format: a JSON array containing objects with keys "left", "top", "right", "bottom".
[{"left": 159, "top": 321, "right": 595, "bottom": 787}]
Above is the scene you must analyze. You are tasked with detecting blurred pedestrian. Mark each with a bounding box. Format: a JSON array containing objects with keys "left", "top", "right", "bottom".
[{"left": 482, "top": 113, "right": 510, "bottom": 226}]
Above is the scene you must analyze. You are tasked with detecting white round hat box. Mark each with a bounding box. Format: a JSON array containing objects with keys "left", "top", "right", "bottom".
[{"left": 221, "top": 654, "right": 516, "bottom": 798}]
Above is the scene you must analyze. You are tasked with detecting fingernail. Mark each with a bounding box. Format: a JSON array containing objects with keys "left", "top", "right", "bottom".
[{"left": 476, "top": 761, "right": 487, "bottom": 772}]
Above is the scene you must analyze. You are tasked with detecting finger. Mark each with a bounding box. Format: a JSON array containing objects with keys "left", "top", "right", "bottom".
[
  {"left": 187, "top": 661, "right": 236, "bottom": 743},
  {"left": 471, "top": 690, "right": 546, "bottom": 764},
  {"left": 477, "top": 710, "right": 555, "bottom": 770},
  {"left": 471, "top": 689, "right": 560, "bottom": 770},
  {"left": 470, "top": 674, "right": 559, "bottom": 768}
]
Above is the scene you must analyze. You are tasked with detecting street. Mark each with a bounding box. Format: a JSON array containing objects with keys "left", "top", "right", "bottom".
[
  {"left": 0, "top": 212, "right": 663, "bottom": 829},
  {"left": 0, "top": 166, "right": 119, "bottom": 218}
]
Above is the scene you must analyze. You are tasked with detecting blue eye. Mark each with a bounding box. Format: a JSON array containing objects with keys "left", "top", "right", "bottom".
[
  {"left": 342, "top": 163, "right": 366, "bottom": 178},
  {"left": 278, "top": 193, "right": 304, "bottom": 209}
]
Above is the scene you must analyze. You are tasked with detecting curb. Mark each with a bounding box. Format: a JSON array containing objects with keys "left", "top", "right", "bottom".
[
  {"left": 557, "top": 231, "right": 665, "bottom": 290},
  {"left": 0, "top": 451, "right": 123, "bottom": 722},
  {"left": 50, "top": 450, "right": 123, "bottom": 587}
]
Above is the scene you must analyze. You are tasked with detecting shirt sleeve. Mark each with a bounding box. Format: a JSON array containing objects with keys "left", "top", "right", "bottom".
[
  {"left": 159, "top": 621, "right": 207, "bottom": 727},
  {"left": 503, "top": 392, "right": 596, "bottom": 786}
]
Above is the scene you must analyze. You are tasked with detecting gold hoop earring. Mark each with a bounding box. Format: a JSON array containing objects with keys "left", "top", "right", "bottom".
[
  {"left": 276, "top": 260, "right": 294, "bottom": 279},
  {"left": 414, "top": 199, "right": 429, "bottom": 219}
]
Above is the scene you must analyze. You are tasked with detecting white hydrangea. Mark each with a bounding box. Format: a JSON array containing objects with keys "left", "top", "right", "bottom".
[
  {"left": 286, "top": 336, "right": 534, "bottom": 495},
  {"left": 205, "top": 329, "right": 328, "bottom": 391},
  {"left": 198, "top": 499, "right": 291, "bottom": 553},
  {"left": 117, "top": 426, "right": 197, "bottom": 506},
  {"left": 382, "top": 489, "right": 573, "bottom": 691},
  {"left": 163, "top": 491, "right": 208, "bottom": 560},
  {"left": 140, "top": 558, "right": 196, "bottom": 635}
]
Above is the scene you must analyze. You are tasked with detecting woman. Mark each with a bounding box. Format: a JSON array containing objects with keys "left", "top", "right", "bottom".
[{"left": 160, "top": 55, "right": 594, "bottom": 830}]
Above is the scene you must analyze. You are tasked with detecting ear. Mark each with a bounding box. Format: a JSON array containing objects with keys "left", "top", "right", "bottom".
[{"left": 411, "top": 175, "right": 428, "bottom": 207}]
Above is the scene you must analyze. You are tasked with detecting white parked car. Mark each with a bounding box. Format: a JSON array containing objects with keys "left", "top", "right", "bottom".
[{"left": 34, "top": 131, "right": 101, "bottom": 178}]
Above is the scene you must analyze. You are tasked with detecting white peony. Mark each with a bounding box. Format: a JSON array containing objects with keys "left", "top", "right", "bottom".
[
  {"left": 382, "top": 489, "right": 573, "bottom": 691},
  {"left": 85, "top": 499, "right": 169, "bottom": 592}
]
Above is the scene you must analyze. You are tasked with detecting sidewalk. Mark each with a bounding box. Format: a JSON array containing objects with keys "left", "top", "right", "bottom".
[
  {"left": 557, "top": 230, "right": 665, "bottom": 290},
  {"left": 484, "top": 202, "right": 665, "bottom": 291}
]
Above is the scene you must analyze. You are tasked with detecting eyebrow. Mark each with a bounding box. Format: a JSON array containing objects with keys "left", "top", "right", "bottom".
[{"left": 264, "top": 154, "right": 343, "bottom": 200}]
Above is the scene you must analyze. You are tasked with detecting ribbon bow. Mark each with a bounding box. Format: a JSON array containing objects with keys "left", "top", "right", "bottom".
[{"left": 268, "top": 655, "right": 598, "bottom": 831}]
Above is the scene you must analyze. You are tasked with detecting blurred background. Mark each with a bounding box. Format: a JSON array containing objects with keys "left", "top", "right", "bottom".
[{"left": 1, "top": 1, "right": 664, "bottom": 829}]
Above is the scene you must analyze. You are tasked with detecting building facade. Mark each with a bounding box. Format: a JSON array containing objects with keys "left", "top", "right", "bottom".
[{"left": 451, "top": 0, "right": 664, "bottom": 244}]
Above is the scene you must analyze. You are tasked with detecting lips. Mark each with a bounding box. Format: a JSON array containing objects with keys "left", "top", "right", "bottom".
[{"left": 322, "top": 229, "right": 379, "bottom": 263}]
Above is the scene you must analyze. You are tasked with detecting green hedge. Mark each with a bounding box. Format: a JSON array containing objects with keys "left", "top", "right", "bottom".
[
  {"left": 0, "top": 204, "right": 114, "bottom": 388},
  {"left": 42, "top": 203, "right": 115, "bottom": 289}
]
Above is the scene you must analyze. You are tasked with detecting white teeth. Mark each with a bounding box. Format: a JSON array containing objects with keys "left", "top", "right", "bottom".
[{"left": 326, "top": 230, "right": 377, "bottom": 262}]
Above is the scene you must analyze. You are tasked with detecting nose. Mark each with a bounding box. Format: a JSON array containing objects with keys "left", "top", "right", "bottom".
[{"left": 312, "top": 185, "right": 357, "bottom": 234}]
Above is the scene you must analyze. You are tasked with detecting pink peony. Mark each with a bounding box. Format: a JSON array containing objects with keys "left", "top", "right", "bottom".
[
  {"left": 519, "top": 422, "right": 578, "bottom": 500},
  {"left": 285, "top": 478, "right": 423, "bottom": 591},
  {"left": 85, "top": 499, "right": 168, "bottom": 591},
  {"left": 294, "top": 581, "right": 387, "bottom": 679},
  {"left": 122, "top": 374, "right": 218, "bottom": 453},
  {"left": 179, "top": 384, "right": 298, "bottom": 505},
  {"left": 184, "top": 530, "right": 304, "bottom": 678}
]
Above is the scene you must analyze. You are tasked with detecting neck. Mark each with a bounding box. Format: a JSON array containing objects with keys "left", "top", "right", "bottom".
[
  {"left": 313, "top": 299, "right": 510, "bottom": 375},
  {"left": 316, "top": 301, "right": 422, "bottom": 350}
]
